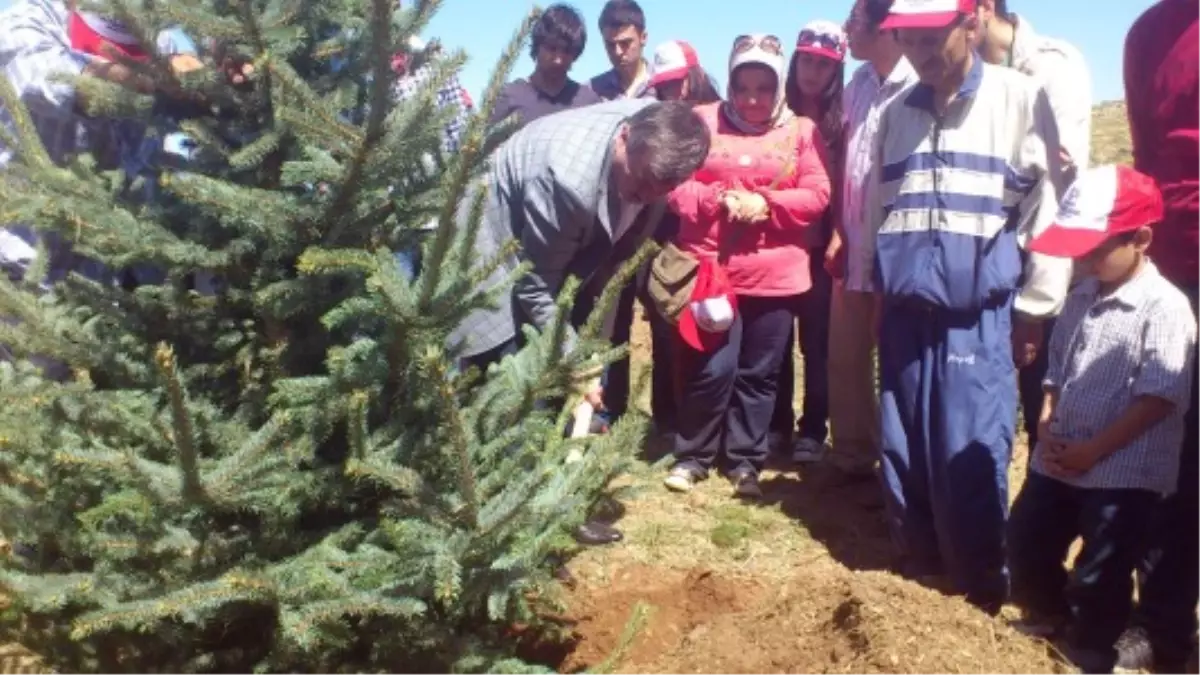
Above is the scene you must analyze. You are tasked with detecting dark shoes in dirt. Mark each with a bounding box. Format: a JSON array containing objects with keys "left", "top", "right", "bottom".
[
  {"left": 729, "top": 468, "right": 762, "bottom": 500},
  {"left": 573, "top": 521, "right": 623, "bottom": 546}
]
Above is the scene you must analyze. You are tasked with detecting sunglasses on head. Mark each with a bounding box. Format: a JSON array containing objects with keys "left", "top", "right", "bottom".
[
  {"left": 797, "top": 30, "right": 842, "bottom": 52},
  {"left": 733, "top": 34, "right": 783, "bottom": 55}
]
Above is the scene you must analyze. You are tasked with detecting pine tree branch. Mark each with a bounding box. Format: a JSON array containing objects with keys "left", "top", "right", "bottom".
[
  {"left": 0, "top": 69, "right": 54, "bottom": 170},
  {"left": 418, "top": 10, "right": 534, "bottom": 306},
  {"left": 153, "top": 343, "right": 204, "bottom": 503},
  {"left": 69, "top": 571, "right": 277, "bottom": 640},
  {"left": 420, "top": 348, "right": 478, "bottom": 530},
  {"left": 321, "top": 0, "right": 397, "bottom": 246}
]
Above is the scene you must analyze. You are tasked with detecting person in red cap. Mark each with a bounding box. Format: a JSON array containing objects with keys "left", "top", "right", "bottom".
[
  {"left": 1006, "top": 164, "right": 1197, "bottom": 673},
  {"left": 869, "top": 0, "right": 1069, "bottom": 615},
  {"left": 769, "top": 19, "right": 848, "bottom": 465},
  {"left": 638, "top": 39, "right": 721, "bottom": 439},
  {"left": 648, "top": 40, "right": 720, "bottom": 106},
  {"left": 1116, "top": 2, "right": 1200, "bottom": 671},
  {"left": 0, "top": 0, "right": 220, "bottom": 365}
]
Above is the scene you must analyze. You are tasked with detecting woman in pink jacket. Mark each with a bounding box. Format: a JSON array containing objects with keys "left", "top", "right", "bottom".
[{"left": 663, "top": 33, "right": 831, "bottom": 498}]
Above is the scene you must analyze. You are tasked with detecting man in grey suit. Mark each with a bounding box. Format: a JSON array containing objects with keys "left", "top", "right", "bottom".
[
  {"left": 451, "top": 98, "right": 709, "bottom": 393},
  {"left": 450, "top": 98, "right": 709, "bottom": 548}
]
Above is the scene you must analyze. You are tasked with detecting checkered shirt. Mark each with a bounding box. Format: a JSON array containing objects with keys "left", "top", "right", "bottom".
[
  {"left": 391, "top": 55, "right": 472, "bottom": 156},
  {"left": 0, "top": 0, "right": 191, "bottom": 284},
  {"left": 840, "top": 58, "right": 918, "bottom": 293},
  {"left": 446, "top": 98, "right": 658, "bottom": 358},
  {"left": 1033, "top": 262, "right": 1198, "bottom": 494}
]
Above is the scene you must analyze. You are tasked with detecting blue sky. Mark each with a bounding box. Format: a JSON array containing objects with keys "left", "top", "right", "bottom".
[
  {"left": 423, "top": 0, "right": 1155, "bottom": 104},
  {"left": 0, "top": 0, "right": 1154, "bottom": 103}
]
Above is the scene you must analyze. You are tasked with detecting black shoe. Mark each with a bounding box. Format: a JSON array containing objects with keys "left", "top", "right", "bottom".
[
  {"left": 553, "top": 564, "right": 578, "bottom": 588},
  {"left": 728, "top": 468, "right": 763, "bottom": 500},
  {"left": 573, "top": 521, "right": 623, "bottom": 546}
]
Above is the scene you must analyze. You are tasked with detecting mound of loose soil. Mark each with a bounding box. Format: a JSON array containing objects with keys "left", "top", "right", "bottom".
[{"left": 557, "top": 563, "right": 1070, "bottom": 674}]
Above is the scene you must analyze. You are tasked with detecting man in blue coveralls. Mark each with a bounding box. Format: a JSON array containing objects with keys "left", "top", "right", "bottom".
[{"left": 867, "top": 0, "right": 1070, "bottom": 614}]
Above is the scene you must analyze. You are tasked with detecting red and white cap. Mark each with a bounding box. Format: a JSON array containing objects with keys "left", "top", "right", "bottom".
[
  {"left": 678, "top": 258, "right": 737, "bottom": 353},
  {"left": 881, "top": 0, "right": 976, "bottom": 30},
  {"left": 1028, "top": 165, "right": 1164, "bottom": 259},
  {"left": 649, "top": 40, "right": 700, "bottom": 87},
  {"left": 68, "top": 12, "right": 149, "bottom": 60},
  {"left": 795, "top": 20, "right": 847, "bottom": 62}
]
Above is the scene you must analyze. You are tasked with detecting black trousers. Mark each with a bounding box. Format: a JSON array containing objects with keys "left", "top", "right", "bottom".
[
  {"left": 771, "top": 253, "right": 832, "bottom": 443},
  {"left": 1009, "top": 472, "right": 1158, "bottom": 671},
  {"left": 1018, "top": 317, "right": 1056, "bottom": 460},
  {"left": 674, "top": 295, "right": 796, "bottom": 475},
  {"left": 1132, "top": 286, "right": 1200, "bottom": 669}
]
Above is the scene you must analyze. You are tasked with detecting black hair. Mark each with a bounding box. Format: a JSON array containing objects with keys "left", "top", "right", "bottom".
[
  {"left": 530, "top": 4, "right": 588, "bottom": 60},
  {"left": 657, "top": 66, "right": 722, "bottom": 105},
  {"left": 993, "top": 0, "right": 1012, "bottom": 20},
  {"left": 784, "top": 54, "right": 846, "bottom": 159},
  {"left": 687, "top": 68, "right": 722, "bottom": 104},
  {"left": 598, "top": 0, "right": 646, "bottom": 33}
]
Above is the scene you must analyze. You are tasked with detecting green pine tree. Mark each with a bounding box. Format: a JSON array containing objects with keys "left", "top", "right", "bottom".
[{"left": 0, "top": 0, "right": 649, "bottom": 671}]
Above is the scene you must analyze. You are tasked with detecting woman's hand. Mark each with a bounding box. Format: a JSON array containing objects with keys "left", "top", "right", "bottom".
[
  {"left": 721, "top": 189, "right": 769, "bottom": 224},
  {"left": 824, "top": 230, "right": 845, "bottom": 280}
]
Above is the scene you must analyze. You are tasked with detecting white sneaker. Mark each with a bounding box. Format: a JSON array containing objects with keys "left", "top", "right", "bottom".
[
  {"left": 791, "top": 437, "right": 828, "bottom": 464},
  {"left": 664, "top": 466, "right": 702, "bottom": 492}
]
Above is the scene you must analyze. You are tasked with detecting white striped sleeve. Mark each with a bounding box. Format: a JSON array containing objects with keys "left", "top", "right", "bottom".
[{"left": 1014, "top": 86, "right": 1071, "bottom": 319}]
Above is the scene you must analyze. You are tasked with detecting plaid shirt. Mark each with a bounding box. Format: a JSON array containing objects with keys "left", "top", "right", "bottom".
[
  {"left": 840, "top": 58, "right": 917, "bottom": 293},
  {"left": 391, "top": 55, "right": 473, "bottom": 156},
  {"left": 1033, "top": 262, "right": 1198, "bottom": 494},
  {"left": 0, "top": 0, "right": 191, "bottom": 285}
]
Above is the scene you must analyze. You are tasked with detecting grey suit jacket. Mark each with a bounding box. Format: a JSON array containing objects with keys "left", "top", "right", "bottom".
[{"left": 450, "top": 98, "right": 667, "bottom": 358}]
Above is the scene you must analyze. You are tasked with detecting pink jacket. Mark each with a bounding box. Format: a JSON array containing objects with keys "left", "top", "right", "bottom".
[{"left": 668, "top": 102, "right": 832, "bottom": 297}]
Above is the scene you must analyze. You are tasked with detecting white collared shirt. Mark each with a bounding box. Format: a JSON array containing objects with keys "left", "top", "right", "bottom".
[
  {"left": 840, "top": 57, "right": 918, "bottom": 293},
  {"left": 1009, "top": 14, "right": 1092, "bottom": 175}
]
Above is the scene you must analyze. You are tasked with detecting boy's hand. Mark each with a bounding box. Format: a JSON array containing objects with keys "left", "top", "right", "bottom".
[
  {"left": 825, "top": 232, "right": 846, "bottom": 280},
  {"left": 1012, "top": 318, "right": 1044, "bottom": 368},
  {"left": 1042, "top": 438, "right": 1102, "bottom": 478}
]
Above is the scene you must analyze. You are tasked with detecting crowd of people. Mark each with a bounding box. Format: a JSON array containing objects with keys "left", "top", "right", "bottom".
[{"left": 0, "top": 0, "right": 1196, "bottom": 673}]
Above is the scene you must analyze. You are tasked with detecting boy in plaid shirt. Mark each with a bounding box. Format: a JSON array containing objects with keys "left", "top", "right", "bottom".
[{"left": 1007, "top": 165, "right": 1198, "bottom": 673}]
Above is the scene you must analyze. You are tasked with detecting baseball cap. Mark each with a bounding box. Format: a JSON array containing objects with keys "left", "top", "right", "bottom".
[
  {"left": 649, "top": 40, "right": 700, "bottom": 87},
  {"left": 1028, "top": 165, "right": 1164, "bottom": 259},
  {"left": 69, "top": 12, "right": 150, "bottom": 60},
  {"left": 678, "top": 258, "right": 737, "bottom": 353},
  {"left": 881, "top": 0, "right": 976, "bottom": 30},
  {"left": 795, "top": 20, "right": 847, "bottom": 62}
]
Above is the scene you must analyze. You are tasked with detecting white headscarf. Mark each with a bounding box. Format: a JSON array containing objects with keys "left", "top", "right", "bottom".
[{"left": 723, "top": 33, "right": 794, "bottom": 134}]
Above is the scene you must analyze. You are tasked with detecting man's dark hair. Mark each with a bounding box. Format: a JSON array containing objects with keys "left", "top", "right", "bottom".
[
  {"left": 530, "top": 4, "right": 588, "bottom": 60},
  {"left": 598, "top": 0, "right": 645, "bottom": 33},
  {"left": 862, "top": 0, "right": 895, "bottom": 29},
  {"left": 624, "top": 101, "right": 710, "bottom": 184},
  {"left": 992, "top": 0, "right": 1011, "bottom": 20}
]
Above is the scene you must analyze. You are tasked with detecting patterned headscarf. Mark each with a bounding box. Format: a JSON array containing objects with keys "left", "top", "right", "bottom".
[{"left": 723, "top": 33, "right": 793, "bottom": 134}]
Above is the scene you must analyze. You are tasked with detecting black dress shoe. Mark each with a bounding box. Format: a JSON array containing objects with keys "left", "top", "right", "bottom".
[
  {"left": 553, "top": 565, "right": 578, "bottom": 588},
  {"left": 573, "top": 521, "right": 623, "bottom": 546}
]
